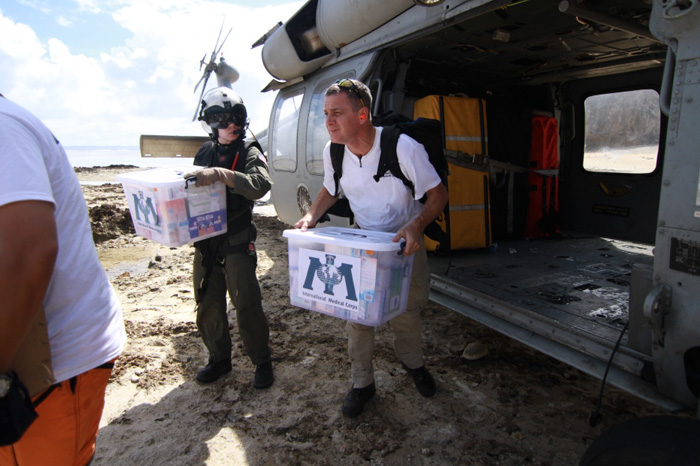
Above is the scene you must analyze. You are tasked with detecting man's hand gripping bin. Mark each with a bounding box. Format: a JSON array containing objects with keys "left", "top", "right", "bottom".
[
  {"left": 283, "top": 227, "right": 414, "bottom": 326},
  {"left": 117, "top": 166, "right": 227, "bottom": 247}
]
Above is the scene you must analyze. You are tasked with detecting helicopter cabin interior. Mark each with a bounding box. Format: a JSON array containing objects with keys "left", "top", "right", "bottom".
[{"left": 265, "top": 0, "right": 685, "bottom": 408}]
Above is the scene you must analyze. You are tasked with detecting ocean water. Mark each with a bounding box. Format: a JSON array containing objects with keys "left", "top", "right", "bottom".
[
  {"left": 66, "top": 147, "right": 197, "bottom": 169},
  {"left": 68, "top": 147, "right": 274, "bottom": 205}
]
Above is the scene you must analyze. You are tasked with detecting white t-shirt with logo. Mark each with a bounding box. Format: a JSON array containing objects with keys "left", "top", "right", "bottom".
[
  {"left": 323, "top": 126, "right": 442, "bottom": 233},
  {"left": 0, "top": 97, "right": 125, "bottom": 383}
]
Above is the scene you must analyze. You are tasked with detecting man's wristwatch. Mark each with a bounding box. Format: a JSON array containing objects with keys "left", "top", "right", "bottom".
[{"left": 0, "top": 374, "right": 12, "bottom": 398}]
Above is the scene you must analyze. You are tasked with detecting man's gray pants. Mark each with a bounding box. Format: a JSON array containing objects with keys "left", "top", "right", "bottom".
[{"left": 347, "top": 243, "right": 431, "bottom": 388}]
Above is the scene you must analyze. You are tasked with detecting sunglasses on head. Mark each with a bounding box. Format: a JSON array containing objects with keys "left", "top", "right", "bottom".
[
  {"left": 204, "top": 112, "right": 245, "bottom": 129},
  {"left": 335, "top": 78, "right": 366, "bottom": 108}
]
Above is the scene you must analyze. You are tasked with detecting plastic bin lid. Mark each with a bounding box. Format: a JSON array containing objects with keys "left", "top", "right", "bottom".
[
  {"left": 115, "top": 166, "right": 195, "bottom": 187},
  {"left": 283, "top": 227, "right": 404, "bottom": 252}
]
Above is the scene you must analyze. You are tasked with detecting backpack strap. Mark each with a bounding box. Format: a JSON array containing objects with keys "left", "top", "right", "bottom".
[
  {"left": 375, "top": 126, "right": 416, "bottom": 198},
  {"left": 319, "top": 142, "right": 354, "bottom": 224},
  {"left": 330, "top": 142, "right": 345, "bottom": 196}
]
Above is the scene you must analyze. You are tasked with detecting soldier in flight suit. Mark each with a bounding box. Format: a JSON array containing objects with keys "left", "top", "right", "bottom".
[{"left": 186, "top": 87, "right": 273, "bottom": 388}]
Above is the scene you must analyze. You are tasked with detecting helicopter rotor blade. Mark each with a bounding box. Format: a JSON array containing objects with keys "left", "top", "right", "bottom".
[
  {"left": 193, "top": 70, "right": 207, "bottom": 93},
  {"left": 214, "top": 28, "right": 232, "bottom": 57},
  {"left": 211, "top": 21, "right": 224, "bottom": 58},
  {"left": 192, "top": 20, "right": 230, "bottom": 121},
  {"left": 192, "top": 72, "right": 212, "bottom": 122},
  {"left": 194, "top": 56, "right": 219, "bottom": 93},
  {"left": 195, "top": 21, "right": 225, "bottom": 94}
]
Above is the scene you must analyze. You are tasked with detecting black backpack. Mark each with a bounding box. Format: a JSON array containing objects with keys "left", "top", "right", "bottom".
[{"left": 323, "top": 115, "right": 451, "bottom": 252}]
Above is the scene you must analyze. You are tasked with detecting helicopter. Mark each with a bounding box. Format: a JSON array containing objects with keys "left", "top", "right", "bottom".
[{"left": 255, "top": 0, "right": 700, "bottom": 463}]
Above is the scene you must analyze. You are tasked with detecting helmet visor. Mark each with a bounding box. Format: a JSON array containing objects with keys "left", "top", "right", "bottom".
[
  {"left": 205, "top": 112, "right": 235, "bottom": 129},
  {"left": 203, "top": 104, "right": 246, "bottom": 129}
]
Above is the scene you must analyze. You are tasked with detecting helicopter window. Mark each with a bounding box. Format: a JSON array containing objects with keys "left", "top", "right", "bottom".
[
  {"left": 271, "top": 89, "right": 304, "bottom": 172},
  {"left": 306, "top": 86, "right": 332, "bottom": 175},
  {"left": 583, "top": 89, "right": 660, "bottom": 174}
]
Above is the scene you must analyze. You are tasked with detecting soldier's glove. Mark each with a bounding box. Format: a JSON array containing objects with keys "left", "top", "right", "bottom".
[{"left": 185, "top": 168, "right": 236, "bottom": 188}]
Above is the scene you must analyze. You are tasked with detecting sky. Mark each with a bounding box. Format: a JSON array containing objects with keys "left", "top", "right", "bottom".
[{"left": 0, "top": 0, "right": 304, "bottom": 147}]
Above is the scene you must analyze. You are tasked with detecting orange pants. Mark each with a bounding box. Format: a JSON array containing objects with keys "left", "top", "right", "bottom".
[{"left": 0, "top": 362, "right": 114, "bottom": 466}]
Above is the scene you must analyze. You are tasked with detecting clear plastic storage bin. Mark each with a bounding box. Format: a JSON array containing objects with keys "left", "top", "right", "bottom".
[
  {"left": 117, "top": 166, "right": 227, "bottom": 247},
  {"left": 283, "top": 227, "right": 414, "bottom": 326}
]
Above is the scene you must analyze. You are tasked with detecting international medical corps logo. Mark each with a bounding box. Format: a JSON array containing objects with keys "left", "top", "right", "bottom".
[
  {"left": 132, "top": 190, "right": 159, "bottom": 226},
  {"left": 298, "top": 249, "right": 361, "bottom": 311},
  {"left": 304, "top": 253, "right": 357, "bottom": 299},
  {"left": 316, "top": 254, "right": 343, "bottom": 291}
]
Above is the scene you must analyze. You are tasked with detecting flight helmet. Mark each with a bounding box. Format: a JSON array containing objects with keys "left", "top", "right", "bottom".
[{"left": 198, "top": 87, "right": 248, "bottom": 139}]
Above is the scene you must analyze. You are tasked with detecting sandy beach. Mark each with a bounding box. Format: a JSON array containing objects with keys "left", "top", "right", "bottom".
[{"left": 77, "top": 165, "right": 669, "bottom": 466}]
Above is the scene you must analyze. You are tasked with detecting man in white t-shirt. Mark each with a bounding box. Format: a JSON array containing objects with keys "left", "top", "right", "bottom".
[
  {"left": 0, "top": 95, "right": 125, "bottom": 465},
  {"left": 294, "top": 79, "right": 449, "bottom": 418}
]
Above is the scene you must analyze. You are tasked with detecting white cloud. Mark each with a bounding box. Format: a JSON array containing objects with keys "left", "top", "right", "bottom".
[
  {"left": 0, "top": 14, "right": 46, "bottom": 60},
  {"left": 56, "top": 15, "right": 72, "bottom": 27},
  {"left": 0, "top": 1, "right": 304, "bottom": 146},
  {"left": 100, "top": 49, "right": 134, "bottom": 69},
  {"left": 15, "top": 0, "right": 52, "bottom": 15},
  {"left": 74, "top": 0, "right": 102, "bottom": 14}
]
